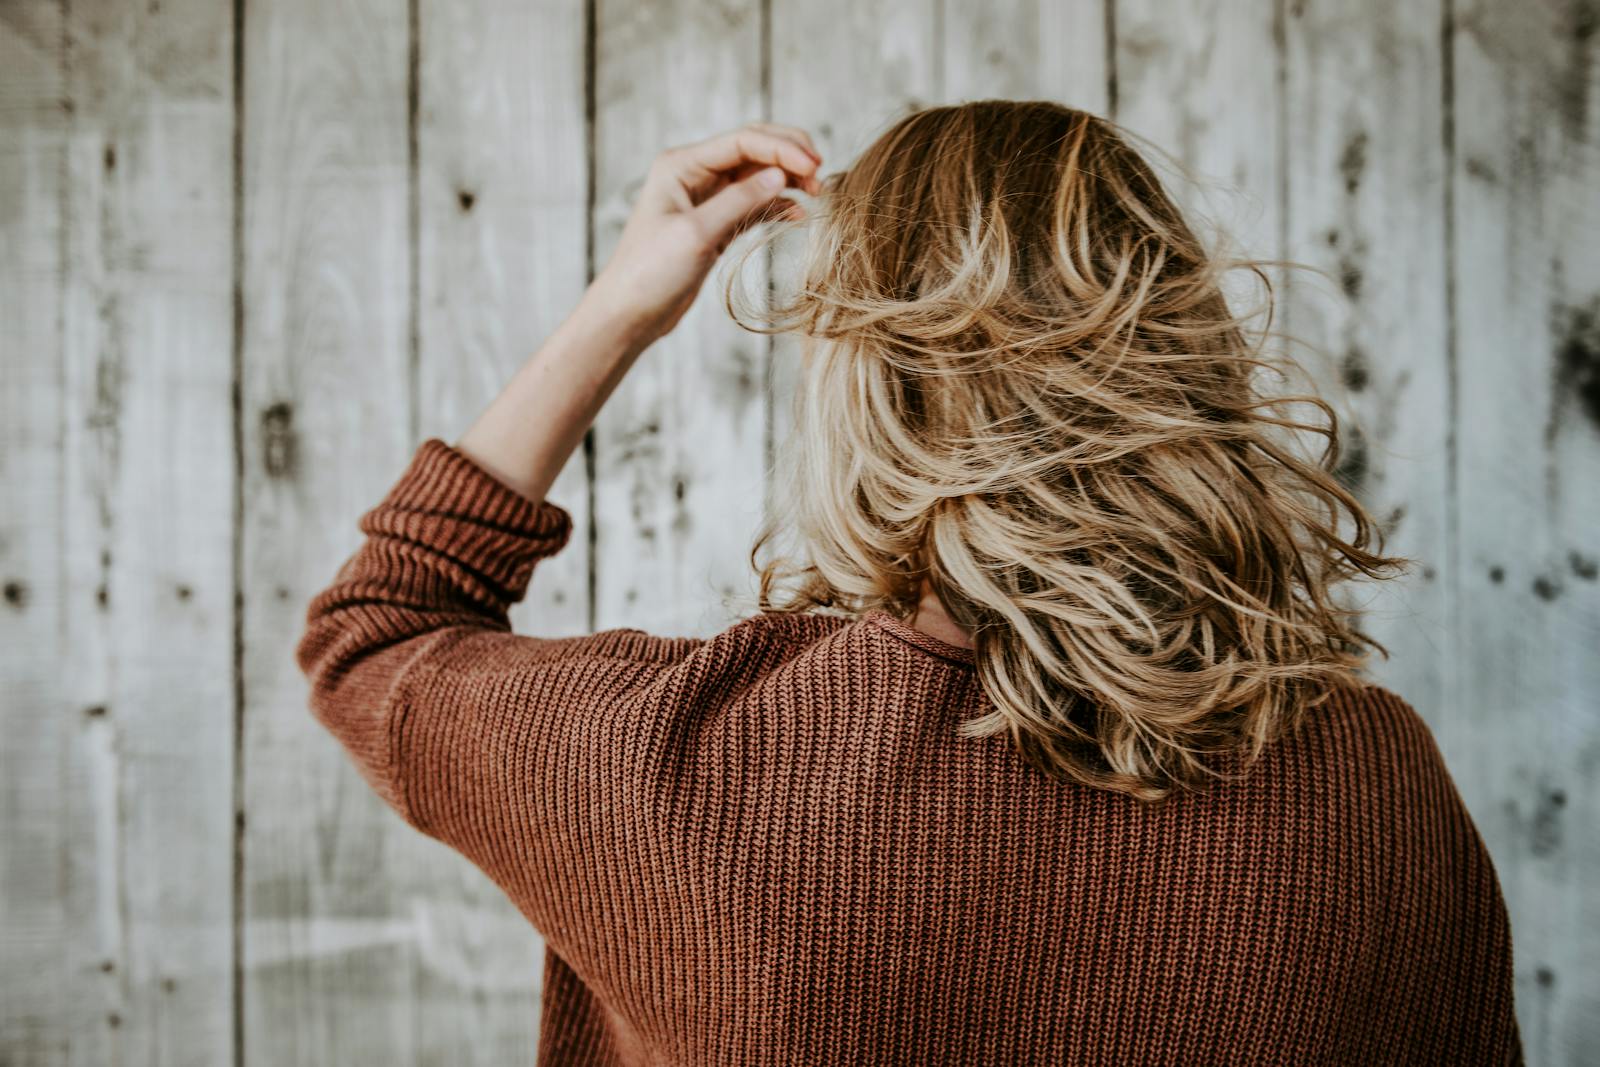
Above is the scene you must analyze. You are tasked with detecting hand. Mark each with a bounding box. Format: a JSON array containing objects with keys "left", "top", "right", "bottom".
[{"left": 585, "top": 122, "right": 823, "bottom": 348}]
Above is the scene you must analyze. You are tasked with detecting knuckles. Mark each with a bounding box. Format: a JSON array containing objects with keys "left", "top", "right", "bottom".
[{"left": 646, "top": 149, "right": 681, "bottom": 179}]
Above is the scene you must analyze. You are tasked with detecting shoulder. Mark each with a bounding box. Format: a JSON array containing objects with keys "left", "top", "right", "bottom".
[
  {"left": 1282, "top": 682, "right": 1488, "bottom": 855},
  {"left": 478, "top": 610, "right": 861, "bottom": 690},
  {"left": 410, "top": 611, "right": 861, "bottom": 698},
  {"left": 1287, "top": 681, "right": 1453, "bottom": 780},
  {"left": 599, "top": 608, "right": 978, "bottom": 714},
  {"left": 604, "top": 609, "right": 856, "bottom": 664},
  {"left": 644, "top": 609, "right": 859, "bottom": 683},
  {"left": 1224, "top": 681, "right": 1469, "bottom": 849}
]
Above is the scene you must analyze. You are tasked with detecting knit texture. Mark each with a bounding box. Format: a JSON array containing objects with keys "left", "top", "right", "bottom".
[{"left": 297, "top": 438, "right": 1523, "bottom": 1066}]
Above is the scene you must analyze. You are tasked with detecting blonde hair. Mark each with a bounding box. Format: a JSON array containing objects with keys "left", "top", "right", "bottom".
[{"left": 725, "top": 100, "right": 1412, "bottom": 804}]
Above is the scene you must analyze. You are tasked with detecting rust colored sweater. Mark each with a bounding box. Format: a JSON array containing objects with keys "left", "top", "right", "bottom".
[{"left": 296, "top": 438, "right": 1523, "bottom": 1066}]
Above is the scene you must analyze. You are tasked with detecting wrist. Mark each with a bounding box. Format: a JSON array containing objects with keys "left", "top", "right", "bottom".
[{"left": 576, "top": 272, "right": 666, "bottom": 357}]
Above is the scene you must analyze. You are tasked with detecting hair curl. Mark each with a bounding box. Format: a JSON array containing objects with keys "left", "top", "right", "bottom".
[{"left": 723, "top": 99, "right": 1413, "bottom": 804}]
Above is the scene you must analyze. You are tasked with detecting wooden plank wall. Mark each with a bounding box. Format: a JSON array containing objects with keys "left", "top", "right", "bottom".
[
  {"left": 2, "top": 3, "right": 235, "bottom": 1065},
  {"left": 1, "top": 0, "right": 1595, "bottom": 1062}
]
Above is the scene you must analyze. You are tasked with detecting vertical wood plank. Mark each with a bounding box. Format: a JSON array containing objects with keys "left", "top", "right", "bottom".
[
  {"left": 2, "top": 2, "right": 236, "bottom": 1063},
  {"left": 416, "top": 0, "right": 591, "bottom": 639},
  {"left": 1112, "top": 0, "right": 1283, "bottom": 265},
  {"left": 1451, "top": 0, "right": 1600, "bottom": 1059},
  {"left": 941, "top": 0, "right": 1110, "bottom": 111},
  {"left": 1282, "top": 2, "right": 1453, "bottom": 748},
  {"left": 771, "top": 0, "right": 938, "bottom": 172},
  {"left": 591, "top": 0, "right": 769, "bottom": 636},
  {"left": 1, "top": 4, "right": 83, "bottom": 1063},
  {"left": 765, "top": 0, "right": 940, "bottom": 492},
  {"left": 59, "top": 3, "right": 238, "bottom": 1062},
  {"left": 237, "top": 1, "right": 445, "bottom": 1063},
  {"left": 412, "top": 0, "right": 592, "bottom": 1055}
]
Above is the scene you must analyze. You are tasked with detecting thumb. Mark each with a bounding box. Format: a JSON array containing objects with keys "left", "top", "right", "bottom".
[{"left": 692, "top": 166, "right": 789, "bottom": 246}]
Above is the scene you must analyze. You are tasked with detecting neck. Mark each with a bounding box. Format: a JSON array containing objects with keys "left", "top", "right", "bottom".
[{"left": 908, "top": 585, "right": 976, "bottom": 650}]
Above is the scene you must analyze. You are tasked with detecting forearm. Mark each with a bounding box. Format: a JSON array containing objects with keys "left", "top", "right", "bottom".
[
  {"left": 456, "top": 281, "right": 655, "bottom": 504},
  {"left": 457, "top": 123, "right": 819, "bottom": 504}
]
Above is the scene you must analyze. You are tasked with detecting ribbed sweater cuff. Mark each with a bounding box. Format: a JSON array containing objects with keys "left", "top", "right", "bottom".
[{"left": 359, "top": 438, "right": 574, "bottom": 602}]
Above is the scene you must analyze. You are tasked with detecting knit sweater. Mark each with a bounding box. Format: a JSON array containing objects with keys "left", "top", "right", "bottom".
[{"left": 296, "top": 438, "right": 1523, "bottom": 1066}]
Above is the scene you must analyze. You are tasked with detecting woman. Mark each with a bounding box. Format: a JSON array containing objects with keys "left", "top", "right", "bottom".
[{"left": 297, "top": 101, "right": 1521, "bottom": 1064}]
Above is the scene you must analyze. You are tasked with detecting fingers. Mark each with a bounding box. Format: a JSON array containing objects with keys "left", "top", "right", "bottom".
[
  {"left": 744, "top": 122, "right": 821, "bottom": 165},
  {"left": 667, "top": 124, "right": 823, "bottom": 196},
  {"left": 690, "top": 165, "right": 798, "bottom": 247}
]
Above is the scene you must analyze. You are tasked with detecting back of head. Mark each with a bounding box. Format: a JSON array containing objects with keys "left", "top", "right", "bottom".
[{"left": 727, "top": 100, "right": 1409, "bottom": 804}]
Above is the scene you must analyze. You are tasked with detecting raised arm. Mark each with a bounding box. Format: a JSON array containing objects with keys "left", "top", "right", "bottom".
[
  {"left": 293, "top": 123, "right": 822, "bottom": 926},
  {"left": 455, "top": 122, "right": 821, "bottom": 504}
]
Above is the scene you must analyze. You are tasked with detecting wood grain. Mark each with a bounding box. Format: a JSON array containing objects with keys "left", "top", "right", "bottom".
[
  {"left": 941, "top": 0, "right": 1110, "bottom": 109},
  {"left": 1282, "top": 2, "right": 1454, "bottom": 740},
  {"left": 1113, "top": 0, "right": 1282, "bottom": 261},
  {"left": 590, "top": 0, "right": 769, "bottom": 636},
  {"left": 1450, "top": 0, "right": 1600, "bottom": 1059},
  {"left": 1, "top": 4, "right": 84, "bottom": 1063},
  {"left": 237, "top": 0, "right": 447, "bottom": 1062},
  {"left": 416, "top": 0, "right": 591, "bottom": 640},
  {"left": 1, "top": 2, "right": 235, "bottom": 1064},
  {"left": 411, "top": 0, "right": 593, "bottom": 1054},
  {"left": 764, "top": 0, "right": 941, "bottom": 501}
]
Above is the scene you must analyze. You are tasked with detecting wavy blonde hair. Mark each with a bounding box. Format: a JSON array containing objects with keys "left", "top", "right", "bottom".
[{"left": 724, "top": 100, "right": 1412, "bottom": 804}]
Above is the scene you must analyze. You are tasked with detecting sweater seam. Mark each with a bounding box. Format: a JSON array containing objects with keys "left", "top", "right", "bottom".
[
  {"left": 383, "top": 630, "right": 704, "bottom": 836},
  {"left": 386, "top": 635, "right": 446, "bottom": 836}
]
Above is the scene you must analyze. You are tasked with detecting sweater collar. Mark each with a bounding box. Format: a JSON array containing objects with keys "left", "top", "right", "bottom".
[{"left": 862, "top": 608, "right": 977, "bottom": 668}]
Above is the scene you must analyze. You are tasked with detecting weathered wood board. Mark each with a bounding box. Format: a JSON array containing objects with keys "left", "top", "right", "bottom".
[
  {"left": 942, "top": 0, "right": 1110, "bottom": 108},
  {"left": 1282, "top": 0, "right": 1453, "bottom": 731},
  {"left": 589, "top": 0, "right": 770, "bottom": 637},
  {"left": 416, "top": 0, "right": 592, "bottom": 640},
  {"left": 1114, "top": 0, "right": 1283, "bottom": 273},
  {"left": 764, "top": 0, "right": 941, "bottom": 510},
  {"left": 3, "top": 4, "right": 89, "bottom": 1063},
  {"left": 236, "top": 0, "right": 503, "bottom": 1062},
  {"left": 1450, "top": 0, "right": 1600, "bottom": 1059},
  {"left": 1, "top": 2, "right": 235, "bottom": 1064},
  {"left": 412, "top": 0, "right": 594, "bottom": 1056}
]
